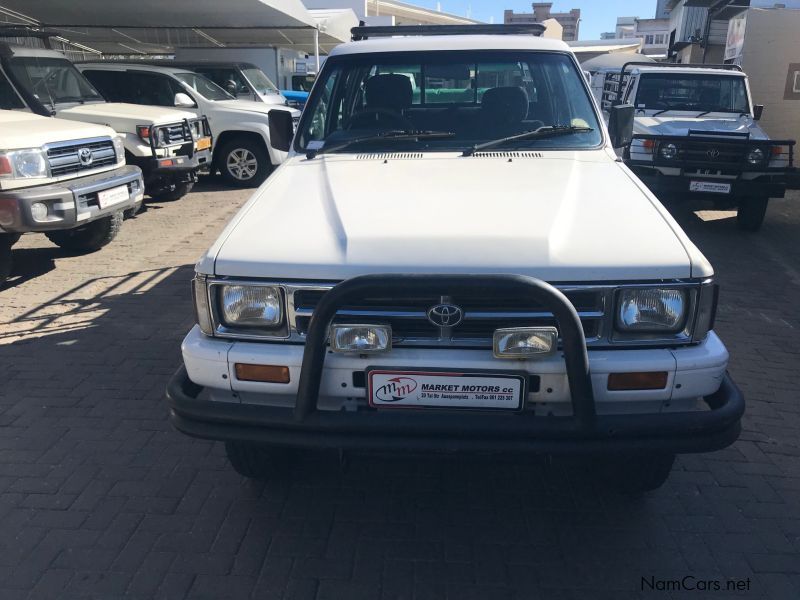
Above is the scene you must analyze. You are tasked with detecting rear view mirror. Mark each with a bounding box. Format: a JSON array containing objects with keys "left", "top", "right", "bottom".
[
  {"left": 174, "top": 93, "right": 195, "bottom": 108},
  {"left": 609, "top": 103, "right": 635, "bottom": 148},
  {"left": 753, "top": 104, "right": 764, "bottom": 120},
  {"left": 269, "top": 109, "right": 295, "bottom": 152}
]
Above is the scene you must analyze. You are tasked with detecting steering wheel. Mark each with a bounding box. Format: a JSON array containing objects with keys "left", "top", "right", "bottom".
[{"left": 347, "top": 108, "right": 413, "bottom": 130}]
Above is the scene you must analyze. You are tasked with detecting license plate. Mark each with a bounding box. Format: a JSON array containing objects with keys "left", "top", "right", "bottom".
[
  {"left": 97, "top": 185, "right": 129, "bottom": 209},
  {"left": 195, "top": 137, "right": 212, "bottom": 151},
  {"left": 368, "top": 370, "right": 526, "bottom": 410},
  {"left": 690, "top": 181, "right": 731, "bottom": 194}
]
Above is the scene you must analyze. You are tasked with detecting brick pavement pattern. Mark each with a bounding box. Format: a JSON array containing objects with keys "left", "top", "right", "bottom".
[{"left": 0, "top": 182, "right": 798, "bottom": 600}]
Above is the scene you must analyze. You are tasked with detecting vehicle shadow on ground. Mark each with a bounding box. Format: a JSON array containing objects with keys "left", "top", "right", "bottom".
[
  {"left": 2, "top": 245, "right": 61, "bottom": 291},
  {"left": 0, "top": 263, "right": 716, "bottom": 599}
]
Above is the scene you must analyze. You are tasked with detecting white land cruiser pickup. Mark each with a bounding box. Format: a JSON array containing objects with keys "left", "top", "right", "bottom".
[
  {"left": 0, "top": 109, "right": 143, "bottom": 284},
  {"left": 0, "top": 44, "right": 213, "bottom": 202},
  {"left": 166, "top": 25, "right": 744, "bottom": 494},
  {"left": 605, "top": 62, "right": 795, "bottom": 232},
  {"left": 77, "top": 63, "right": 301, "bottom": 188}
]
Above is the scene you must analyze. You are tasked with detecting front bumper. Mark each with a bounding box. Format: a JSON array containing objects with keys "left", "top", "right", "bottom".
[
  {"left": 630, "top": 166, "right": 787, "bottom": 200},
  {"left": 0, "top": 165, "right": 143, "bottom": 234},
  {"left": 132, "top": 148, "right": 212, "bottom": 182},
  {"left": 167, "top": 274, "right": 744, "bottom": 455}
]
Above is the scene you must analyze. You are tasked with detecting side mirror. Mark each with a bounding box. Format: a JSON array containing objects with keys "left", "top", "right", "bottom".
[
  {"left": 609, "top": 103, "right": 635, "bottom": 148},
  {"left": 269, "top": 109, "right": 295, "bottom": 152},
  {"left": 753, "top": 104, "right": 764, "bottom": 120},
  {"left": 174, "top": 93, "right": 196, "bottom": 108},
  {"left": 224, "top": 81, "right": 238, "bottom": 96}
]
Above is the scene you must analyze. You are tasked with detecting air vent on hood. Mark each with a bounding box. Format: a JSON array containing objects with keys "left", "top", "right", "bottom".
[
  {"left": 356, "top": 153, "right": 424, "bottom": 160},
  {"left": 471, "top": 151, "right": 544, "bottom": 158}
]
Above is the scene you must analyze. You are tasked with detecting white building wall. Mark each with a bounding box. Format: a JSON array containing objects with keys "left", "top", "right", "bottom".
[{"left": 738, "top": 8, "right": 800, "bottom": 144}]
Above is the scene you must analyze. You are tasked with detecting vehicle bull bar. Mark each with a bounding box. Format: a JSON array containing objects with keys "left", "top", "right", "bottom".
[{"left": 294, "top": 274, "right": 595, "bottom": 424}]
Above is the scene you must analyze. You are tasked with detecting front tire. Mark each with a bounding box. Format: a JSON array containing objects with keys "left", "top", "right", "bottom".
[
  {"left": 0, "top": 239, "right": 13, "bottom": 287},
  {"left": 218, "top": 138, "right": 272, "bottom": 187},
  {"left": 45, "top": 212, "right": 123, "bottom": 252},
  {"left": 148, "top": 181, "right": 194, "bottom": 202},
  {"left": 603, "top": 452, "right": 675, "bottom": 495},
  {"left": 224, "top": 441, "right": 294, "bottom": 480},
  {"left": 737, "top": 197, "right": 768, "bottom": 232}
]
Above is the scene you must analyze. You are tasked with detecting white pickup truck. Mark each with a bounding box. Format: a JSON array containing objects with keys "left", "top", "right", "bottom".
[
  {"left": 0, "top": 109, "right": 143, "bottom": 284},
  {"left": 592, "top": 62, "right": 795, "bottom": 231},
  {"left": 0, "top": 44, "right": 212, "bottom": 201},
  {"left": 166, "top": 25, "right": 744, "bottom": 494},
  {"left": 77, "top": 63, "right": 301, "bottom": 188}
]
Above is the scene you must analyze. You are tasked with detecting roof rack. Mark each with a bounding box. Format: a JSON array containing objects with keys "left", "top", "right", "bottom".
[
  {"left": 616, "top": 61, "right": 744, "bottom": 103},
  {"left": 351, "top": 24, "right": 545, "bottom": 41}
]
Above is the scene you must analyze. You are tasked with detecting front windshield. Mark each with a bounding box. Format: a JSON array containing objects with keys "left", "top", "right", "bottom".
[
  {"left": 635, "top": 73, "right": 750, "bottom": 113},
  {"left": 242, "top": 67, "right": 279, "bottom": 95},
  {"left": 296, "top": 51, "right": 603, "bottom": 153},
  {"left": 8, "top": 57, "right": 104, "bottom": 105},
  {"left": 174, "top": 72, "right": 234, "bottom": 101}
]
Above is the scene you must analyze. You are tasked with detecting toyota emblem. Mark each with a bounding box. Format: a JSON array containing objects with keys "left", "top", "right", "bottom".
[
  {"left": 427, "top": 304, "right": 464, "bottom": 328},
  {"left": 706, "top": 148, "right": 720, "bottom": 160},
  {"left": 78, "top": 147, "right": 94, "bottom": 166}
]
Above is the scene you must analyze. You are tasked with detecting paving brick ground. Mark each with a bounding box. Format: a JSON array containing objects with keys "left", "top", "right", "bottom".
[{"left": 0, "top": 180, "right": 798, "bottom": 600}]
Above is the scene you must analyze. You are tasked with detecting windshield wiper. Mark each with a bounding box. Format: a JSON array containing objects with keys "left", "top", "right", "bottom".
[
  {"left": 462, "top": 125, "right": 594, "bottom": 157},
  {"left": 306, "top": 130, "right": 455, "bottom": 159},
  {"left": 651, "top": 105, "right": 698, "bottom": 117}
]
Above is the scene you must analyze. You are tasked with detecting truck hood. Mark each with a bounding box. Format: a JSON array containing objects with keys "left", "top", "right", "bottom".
[
  {"left": 208, "top": 152, "right": 698, "bottom": 282},
  {"left": 634, "top": 115, "right": 768, "bottom": 140},
  {"left": 56, "top": 102, "right": 198, "bottom": 128},
  {"left": 0, "top": 110, "right": 115, "bottom": 148},
  {"left": 214, "top": 99, "right": 300, "bottom": 118}
]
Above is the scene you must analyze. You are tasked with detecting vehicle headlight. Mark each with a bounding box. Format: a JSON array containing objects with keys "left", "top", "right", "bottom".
[
  {"left": 112, "top": 136, "right": 125, "bottom": 163},
  {"left": 660, "top": 142, "right": 678, "bottom": 160},
  {"left": 220, "top": 284, "right": 283, "bottom": 328},
  {"left": 746, "top": 147, "right": 765, "bottom": 166},
  {"left": 156, "top": 128, "right": 168, "bottom": 147},
  {"left": 617, "top": 288, "right": 686, "bottom": 332},
  {"left": 0, "top": 148, "right": 49, "bottom": 179}
]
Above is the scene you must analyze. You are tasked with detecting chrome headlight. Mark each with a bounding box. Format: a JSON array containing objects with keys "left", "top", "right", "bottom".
[
  {"left": 746, "top": 147, "right": 766, "bottom": 166},
  {"left": 219, "top": 284, "right": 283, "bottom": 328},
  {"left": 617, "top": 288, "right": 687, "bottom": 332},
  {"left": 660, "top": 142, "right": 678, "bottom": 160},
  {"left": 0, "top": 148, "right": 48, "bottom": 179},
  {"left": 112, "top": 136, "right": 126, "bottom": 164}
]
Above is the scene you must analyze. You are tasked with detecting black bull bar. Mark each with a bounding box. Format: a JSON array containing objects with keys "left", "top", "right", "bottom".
[{"left": 167, "top": 274, "right": 744, "bottom": 453}]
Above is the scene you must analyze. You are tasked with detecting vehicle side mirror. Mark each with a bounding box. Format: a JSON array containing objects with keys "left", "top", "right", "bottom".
[
  {"left": 609, "top": 103, "right": 635, "bottom": 148},
  {"left": 269, "top": 109, "right": 295, "bottom": 152},
  {"left": 174, "top": 93, "right": 196, "bottom": 108},
  {"left": 753, "top": 104, "right": 764, "bottom": 120},
  {"left": 224, "top": 81, "right": 238, "bottom": 96}
]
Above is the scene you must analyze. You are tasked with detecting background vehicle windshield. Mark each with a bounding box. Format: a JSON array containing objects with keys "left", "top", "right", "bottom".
[
  {"left": 296, "top": 51, "right": 602, "bottom": 152},
  {"left": 8, "top": 57, "right": 103, "bottom": 105},
  {"left": 174, "top": 72, "right": 234, "bottom": 101},
  {"left": 241, "top": 67, "right": 280, "bottom": 95},
  {"left": 635, "top": 73, "right": 750, "bottom": 113}
]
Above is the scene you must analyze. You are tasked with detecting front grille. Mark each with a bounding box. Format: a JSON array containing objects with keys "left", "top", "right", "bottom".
[
  {"left": 678, "top": 140, "right": 747, "bottom": 168},
  {"left": 290, "top": 287, "right": 607, "bottom": 348},
  {"left": 46, "top": 138, "right": 116, "bottom": 177}
]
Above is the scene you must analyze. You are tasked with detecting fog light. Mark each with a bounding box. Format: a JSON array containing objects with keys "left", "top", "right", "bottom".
[
  {"left": 235, "top": 363, "right": 290, "bottom": 384},
  {"left": 493, "top": 327, "right": 558, "bottom": 359},
  {"left": 330, "top": 324, "right": 391, "bottom": 354},
  {"left": 607, "top": 371, "right": 668, "bottom": 391},
  {"left": 30, "top": 202, "right": 48, "bottom": 221}
]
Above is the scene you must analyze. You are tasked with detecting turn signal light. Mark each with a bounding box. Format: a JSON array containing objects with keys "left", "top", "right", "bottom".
[
  {"left": 136, "top": 125, "right": 151, "bottom": 141},
  {"left": 0, "top": 155, "right": 11, "bottom": 176},
  {"left": 642, "top": 139, "right": 656, "bottom": 152},
  {"left": 159, "top": 158, "right": 176, "bottom": 167},
  {"left": 234, "top": 363, "right": 290, "bottom": 384},
  {"left": 607, "top": 371, "right": 668, "bottom": 391}
]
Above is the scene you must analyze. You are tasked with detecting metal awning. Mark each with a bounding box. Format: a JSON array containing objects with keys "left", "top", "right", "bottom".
[{"left": 0, "top": 0, "right": 355, "bottom": 54}]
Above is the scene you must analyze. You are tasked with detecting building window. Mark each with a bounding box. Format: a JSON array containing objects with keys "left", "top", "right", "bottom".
[{"left": 645, "top": 34, "right": 655, "bottom": 45}]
